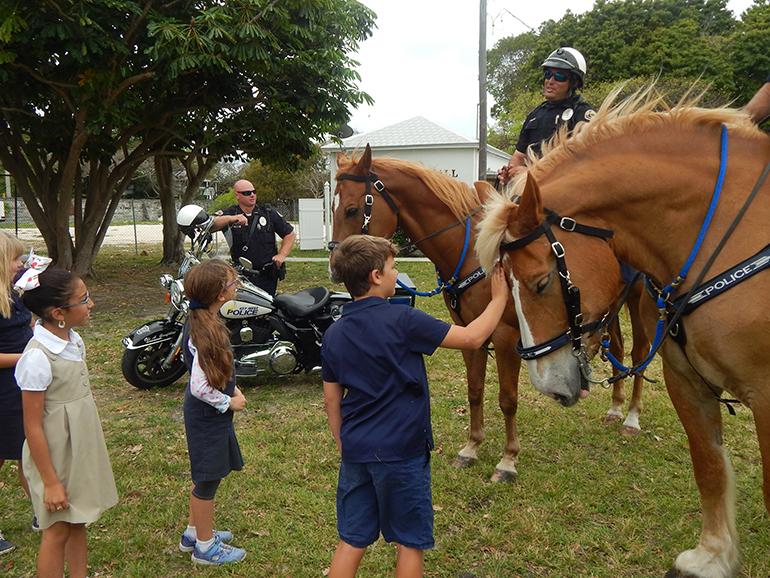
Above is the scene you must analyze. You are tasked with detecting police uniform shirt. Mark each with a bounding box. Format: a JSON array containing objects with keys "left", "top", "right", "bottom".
[
  {"left": 515, "top": 94, "right": 596, "bottom": 156},
  {"left": 221, "top": 204, "right": 294, "bottom": 268}
]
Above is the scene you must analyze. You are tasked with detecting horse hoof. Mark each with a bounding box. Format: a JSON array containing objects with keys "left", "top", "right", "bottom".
[
  {"left": 490, "top": 468, "right": 517, "bottom": 484},
  {"left": 621, "top": 425, "right": 641, "bottom": 438},
  {"left": 602, "top": 414, "right": 622, "bottom": 425},
  {"left": 451, "top": 455, "right": 477, "bottom": 469}
]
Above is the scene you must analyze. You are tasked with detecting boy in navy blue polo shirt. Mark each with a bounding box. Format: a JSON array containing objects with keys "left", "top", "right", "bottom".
[{"left": 321, "top": 235, "right": 509, "bottom": 578}]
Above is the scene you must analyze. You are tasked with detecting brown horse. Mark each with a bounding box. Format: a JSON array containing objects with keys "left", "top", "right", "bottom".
[
  {"left": 329, "top": 144, "right": 647, "bottom": 484},
  {"left": 476, "top": 88, "right": 770, "bottom": 577}
]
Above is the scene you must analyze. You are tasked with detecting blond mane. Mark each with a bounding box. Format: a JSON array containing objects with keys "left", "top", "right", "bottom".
[
  {"left": 525, "top": 84, "right": 763, "bottom": 189},
  {"left": 480, "top": 85, "right": 765, "bottom": 270},
  {"left": 338, "top": 153, "right": 481, "bottom": 220}
]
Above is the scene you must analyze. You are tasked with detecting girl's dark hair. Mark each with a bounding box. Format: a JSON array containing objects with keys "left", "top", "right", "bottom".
[
  {"left": 184, "top": 259, "right": 235, "bottom": 391},
  {"left": 22, "top": 269, "right": 78, "bottom": 322}
]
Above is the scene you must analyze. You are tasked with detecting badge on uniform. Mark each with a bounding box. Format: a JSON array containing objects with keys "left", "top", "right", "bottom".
[
  {"left": 259, "top": 216, "right": 267, "bottom": 227},
  {"left": 562, "top": 108, "right": 574, "bottom": 121}
]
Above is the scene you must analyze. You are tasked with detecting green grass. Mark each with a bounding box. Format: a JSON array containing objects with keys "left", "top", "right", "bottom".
[{"left": 0, "top": 247, "right": 767, "bottom": 577}]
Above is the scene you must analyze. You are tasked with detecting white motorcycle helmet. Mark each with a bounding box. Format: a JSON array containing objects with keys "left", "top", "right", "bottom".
[
  {"left": 177, "top": 204, "right": 211, "bottom": 238},
  {"left": 542, "top": 47, "right": 587, "bottom": 88}
]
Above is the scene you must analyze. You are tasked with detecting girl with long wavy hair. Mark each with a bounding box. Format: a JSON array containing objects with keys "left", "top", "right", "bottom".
[{"left": 178, "top": 259, "right": 248, "bottom": 566}]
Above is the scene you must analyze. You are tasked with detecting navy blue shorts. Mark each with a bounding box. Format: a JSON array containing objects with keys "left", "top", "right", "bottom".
[{"left": 336, "top": 452, "right": 433, "bottom": 550}]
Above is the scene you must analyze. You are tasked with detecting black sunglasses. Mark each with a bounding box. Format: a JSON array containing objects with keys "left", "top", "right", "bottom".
[
  {"left": 236, "top": 189, "right": 256, "bottom": 196},
  {"left": 544, "top": 70, "right": 571, "bottom": 83}
]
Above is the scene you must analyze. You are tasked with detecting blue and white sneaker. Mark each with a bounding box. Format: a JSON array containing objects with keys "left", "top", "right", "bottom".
[
  {"left": 179, "top": 529, "right": 233, "bottom": 553},
  {"left": 31, "top": 516, "right": 41, "bottom": 532},
  {"left": 0, "top": 532, "right": 14, "bottom": 555},
  {"left": 191, "top": 536, "right": 246, "bottom": 565}
]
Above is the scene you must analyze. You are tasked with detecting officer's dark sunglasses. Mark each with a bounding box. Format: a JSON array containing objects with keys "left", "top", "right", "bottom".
[
  {"left": 544, "top": 70, "right": 571, "bottom": 83},
  {"left": 236, "top": 189, "right": 256, "bottom": 196}
]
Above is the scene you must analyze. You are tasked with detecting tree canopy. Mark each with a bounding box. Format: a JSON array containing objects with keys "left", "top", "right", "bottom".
[
  {"left": 0, "top": 0, "right": 375, "bottom": 274},
  {"left": 487, "top": 0, "right": 770, "bottom": 152}
]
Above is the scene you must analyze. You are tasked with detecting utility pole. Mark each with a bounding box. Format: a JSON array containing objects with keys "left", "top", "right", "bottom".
[{"left": 478, "top": 0, "right": 487, "bottom": 181}]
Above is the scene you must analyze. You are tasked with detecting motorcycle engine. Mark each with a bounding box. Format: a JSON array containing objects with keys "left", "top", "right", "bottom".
[{"left": 227, "top": 318, "right": 272, "bottom": 345}]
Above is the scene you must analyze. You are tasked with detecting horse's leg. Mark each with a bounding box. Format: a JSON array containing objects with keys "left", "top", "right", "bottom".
[
  {"left": 490, "top": 329, "right": 521, "bottom": 483},
  {"left": 604, "top": 315, "right": 627, "bottom": 426},
  {"left": 663, "top": 361, "right": 739, "bottom": 578},
  {"left": 750, "top": 389, "right": 770, "bottom": 514},
  {"left": 621, "top": 284, "right": 649, "bottom": 437},
  {"left": 451, "top": 348, "right": 486, "bottom": 469}
]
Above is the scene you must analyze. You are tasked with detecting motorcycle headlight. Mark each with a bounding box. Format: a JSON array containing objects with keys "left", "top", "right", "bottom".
[
  {"left": 169, "top": 280, "right": 186, "bottom": 309},
  {"left": 159, "top": 274, "right": 174, "bottom": 290}
]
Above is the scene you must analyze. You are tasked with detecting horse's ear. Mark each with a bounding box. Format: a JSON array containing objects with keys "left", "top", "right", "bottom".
[
  {"left": 359, "top": 144, "right": 373, "bottom": 174},
  {"left": 473, "top": 181, "right": 498, "bottom": 204},
  {"left": 515, "top": 172, "right": 545, "bottom": 234}
]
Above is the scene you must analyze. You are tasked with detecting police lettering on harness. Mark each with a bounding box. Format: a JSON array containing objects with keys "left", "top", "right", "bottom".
[{"left": 689, "top": 255, "right": 770, "bottom": 305}]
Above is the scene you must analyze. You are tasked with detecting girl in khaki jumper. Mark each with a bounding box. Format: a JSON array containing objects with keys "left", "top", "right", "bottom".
[{"left": 16, "top": 268, "right": 117, "bottom": 578}]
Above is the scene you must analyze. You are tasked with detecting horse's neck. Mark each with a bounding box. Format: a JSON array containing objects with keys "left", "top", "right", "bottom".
[
  {"left": 542, "top": 133, "right": 766, "bottom": 287},
  {"left": 396, "top": 193, "right": 480, "bottom": 279}
]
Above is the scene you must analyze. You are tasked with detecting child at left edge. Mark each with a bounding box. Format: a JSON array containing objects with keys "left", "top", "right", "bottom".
[{"left": 15, "top": 268, "right": 118, "bottom": 578}]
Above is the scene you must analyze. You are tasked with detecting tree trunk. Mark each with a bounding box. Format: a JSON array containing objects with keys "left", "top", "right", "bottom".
[{"left": 157, "top": 152, "right": 218, "bottom": 264}]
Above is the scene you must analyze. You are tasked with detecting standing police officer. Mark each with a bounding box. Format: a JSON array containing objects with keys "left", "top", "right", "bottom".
[
  {"left": 213, "top": 179, "right": 295, "bottom": 295},
  {"left": 499, "top": 47, "right": 596, "bottom": 186}
]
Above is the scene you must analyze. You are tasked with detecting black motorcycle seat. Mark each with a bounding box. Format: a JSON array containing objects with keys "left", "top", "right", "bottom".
[{"left": 274, "top": 286, "right": 331, "bottom": 318}]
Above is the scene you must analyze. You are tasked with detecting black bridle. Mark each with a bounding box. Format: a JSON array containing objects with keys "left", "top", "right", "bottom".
[
  {"left": 500, "top": 210, "right": 614, "bottom": 382},
  {"left": 328, "top": 171, "right": 399, "bottom": 248}
]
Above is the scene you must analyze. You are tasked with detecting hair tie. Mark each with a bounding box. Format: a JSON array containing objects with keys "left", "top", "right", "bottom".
[
  {"left": 15, "top": 268, "right": 43, "bottom": 291},
  {"left": 189, "top": 299, "right": 208, "bottom": 310},
  {"left": 25, "top": 249, "right": 52, "bottom": 272},
  {"left": 14, "top": 249, "right": 53, "bottom": 291}
]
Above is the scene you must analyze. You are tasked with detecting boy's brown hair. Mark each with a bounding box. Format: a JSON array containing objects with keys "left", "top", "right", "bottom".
[{"left": 333, "top": 235, "right": 397, "bottom": 297}]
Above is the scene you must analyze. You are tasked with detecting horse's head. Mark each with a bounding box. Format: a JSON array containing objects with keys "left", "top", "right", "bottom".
[
  {"left": 329, "top": 144, "right": 399, "bottom": 281},
  {"left": 477, "top": 173, "right": 622, "bottom": 406}
]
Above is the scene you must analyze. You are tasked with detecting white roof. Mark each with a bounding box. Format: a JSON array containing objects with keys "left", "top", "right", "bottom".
[{"left": 321, "top": 116, "right": 506, "bottom": 155}]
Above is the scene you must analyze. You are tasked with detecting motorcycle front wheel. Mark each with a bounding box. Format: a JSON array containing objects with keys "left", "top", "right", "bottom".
[{"left": 121, "top": 342, "right": 187, "bottom": 389}]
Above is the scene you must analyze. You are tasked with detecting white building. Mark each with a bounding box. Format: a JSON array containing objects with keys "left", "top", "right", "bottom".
[
  {"left": 320, "top": 116, "right": 511, "bottom": 188},
  {"left": 308, "top": 116, "right": 510, "bottom": 250}
]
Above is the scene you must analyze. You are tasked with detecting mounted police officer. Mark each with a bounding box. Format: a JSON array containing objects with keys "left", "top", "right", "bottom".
[
  {"left": 499, "top": 47, "right": 596, "bottom": 186},
  {"left": 213, "top": 179, "right": 295, "bottom": 295}
]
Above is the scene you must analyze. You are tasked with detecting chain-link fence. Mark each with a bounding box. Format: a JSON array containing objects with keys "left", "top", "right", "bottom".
[{"left": 0, "top": 184, "right": 300, "bottom": 255}]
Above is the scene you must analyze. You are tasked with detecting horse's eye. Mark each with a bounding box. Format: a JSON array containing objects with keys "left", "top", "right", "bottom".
[
  {"left": 345, "top": 207, "right": 359, "bottom": 219},
  {"left": 535, "top": 275, "right": 550, "bottom": 294}
]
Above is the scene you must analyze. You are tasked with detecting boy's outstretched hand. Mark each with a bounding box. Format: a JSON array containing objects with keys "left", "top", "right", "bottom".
[{"left": 489, "top": 262, "right": 509, "bottom": 302}]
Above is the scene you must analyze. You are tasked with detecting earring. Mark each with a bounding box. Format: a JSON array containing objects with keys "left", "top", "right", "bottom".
[{"left": 58, "top": 320, "right": 66, "bottom": 329}]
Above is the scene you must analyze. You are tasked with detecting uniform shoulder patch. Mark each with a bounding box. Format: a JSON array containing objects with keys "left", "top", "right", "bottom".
[{"left": 584, "top": 109, "right": 596, "bottom": 121}]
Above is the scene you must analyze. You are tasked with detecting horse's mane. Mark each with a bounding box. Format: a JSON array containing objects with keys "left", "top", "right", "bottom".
[
  {"left": 514, "top": 84, "right": 763, "bottom": 196},
  {"left": 479, "top": 84, "right": 765, "bottom": 271},
  {"left": 337, "top": 153, "right": 481, "bottom": 220},
  {"left": 476, "top": 188, "right": 516, "bottom": 272}
]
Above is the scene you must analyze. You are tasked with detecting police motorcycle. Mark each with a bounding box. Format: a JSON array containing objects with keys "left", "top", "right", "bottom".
[{"left": 121, "top": 204, "right": 354, "bottom": 389}]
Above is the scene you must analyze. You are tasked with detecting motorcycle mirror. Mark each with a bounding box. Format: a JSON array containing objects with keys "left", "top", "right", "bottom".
[{"left": 239, "top": 257, "right": 254, "bottom": 270}]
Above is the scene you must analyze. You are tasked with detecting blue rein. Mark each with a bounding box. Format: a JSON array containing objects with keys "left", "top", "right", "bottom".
[
  {"left": 602, "top": 123, "right": 729, "bottom": 374},
  {"left": 397, "top": 215, "right": 472, "bottom": 297}
]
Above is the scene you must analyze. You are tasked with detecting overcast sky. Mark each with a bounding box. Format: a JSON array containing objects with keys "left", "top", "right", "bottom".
[{"left": 346, "top": 0, "right": 756, "bottom": 138}]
